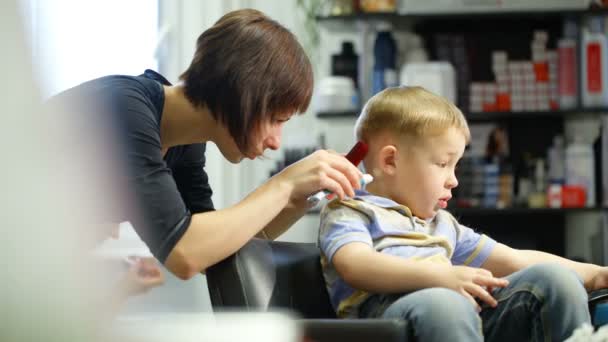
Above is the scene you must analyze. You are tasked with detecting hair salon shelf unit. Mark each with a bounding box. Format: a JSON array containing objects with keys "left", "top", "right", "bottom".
[
  {"left": 315, "top": 7, "right": 608, "bottom": 108},
  {"left": 317, "top": 108, "right": 608, "bottom": 122},
  {"left": 315, "top": 8, "right": 608, "bottom": 260},
  {"left": 315, "top": 8, "right": 608, "bottom": 28},
  {"left": 307, "top": 206, "right": 607, "bottom": 215},
  {"left": 451, "top": 206, "right": 608, "bottom": 216}
]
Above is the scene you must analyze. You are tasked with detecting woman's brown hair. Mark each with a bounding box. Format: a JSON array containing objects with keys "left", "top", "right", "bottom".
[{"left": 180, "top": 9, "right": 313, "bottom": 152}]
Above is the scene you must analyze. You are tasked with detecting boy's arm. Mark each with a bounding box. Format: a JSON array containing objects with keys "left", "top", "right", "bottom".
[
  {"left": 333, "top": 241, "right": 506, "bottom": 298},
  {"left": 332, "top": 242, "right": 450, "bottom": 293},
  {"left": 322, "top": 207, "right": 507, "bottom": 309},
  {"left": 481, "top": 243, "right": 603, "bottom": 291}
]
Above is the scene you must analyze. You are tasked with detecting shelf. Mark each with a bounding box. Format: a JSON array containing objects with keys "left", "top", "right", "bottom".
[
  {"left": 466, "top": 108, "right": 608, "bottom": 122},
  {"left": 451, "top": 207, "right": 608, "bottom": 216},
  {"left": 316, "top": 108, "right": 608, "bottom": 122},
  {"left": 315, "top": 8, "right": 608, "bottom": 23},
  {"left": 316, "top": 111, "right": 360, "bottom": 119},
  {"left": 307, "top": 207, "right": 607, "bottom": 216}
]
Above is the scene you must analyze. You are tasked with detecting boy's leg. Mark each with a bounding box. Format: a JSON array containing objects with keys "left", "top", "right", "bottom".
[
  {"left": 481, "top": 263, "right": 590, "bottom": 342},
  {"left": 360, "top": 288, "right": 483, "bottom": 342}
]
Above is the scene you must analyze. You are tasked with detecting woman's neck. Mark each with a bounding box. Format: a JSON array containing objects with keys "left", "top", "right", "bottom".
[{"left": 160, "top": 85, "right": 217, "bottom": 149}]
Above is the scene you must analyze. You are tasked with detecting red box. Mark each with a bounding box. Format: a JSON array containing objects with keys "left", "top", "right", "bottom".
[{"left": 561, "top": 185, "right": 586, "bottom": 208}]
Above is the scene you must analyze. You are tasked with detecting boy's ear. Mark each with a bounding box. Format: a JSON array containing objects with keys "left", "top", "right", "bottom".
[{"left": 378, "top": 145, "right": 397, "bottom": 175}]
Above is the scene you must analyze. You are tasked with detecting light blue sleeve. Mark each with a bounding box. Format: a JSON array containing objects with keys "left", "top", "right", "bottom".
[
  {"left": 318, "top": 205, "right": 373, "bottom": 264},
  {"left": 450, "top": 219, "right": 497, "bottom": 267}
]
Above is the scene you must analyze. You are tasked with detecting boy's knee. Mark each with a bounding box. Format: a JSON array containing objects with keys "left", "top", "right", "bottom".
[{"left": 524, "top": 263, "right": 587, "bottom": 300}]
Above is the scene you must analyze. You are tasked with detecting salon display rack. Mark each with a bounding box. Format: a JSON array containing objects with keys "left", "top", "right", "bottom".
[
  {"left": 317, "top": 108, "right": 608, "bottom": 122},
  {"left": 308, "top": 206, "right": 608, "bottom": 215},
  {"left": 314, "top": 6, "right": 608, "bottom": 213},
  {"left": 451, "top": 206, "right": 608, "bottom": 215},
  {"left": 314, "top": 6, "right": 608, "bottom": 259},
  {"left": 315, "top": 8, "right": 608, "bottom": 24}
]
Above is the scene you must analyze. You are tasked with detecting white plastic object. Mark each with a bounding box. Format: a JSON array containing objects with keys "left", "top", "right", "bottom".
[
  {"left": 547, "top": 135, "right": 565, "bottom": 183},
  {"left": 399, "top": 62, "right": 456, "bottom": 103},
  {"left": 314, "top": 76, "right": 358, "bottom": 113},
  {"left": 565, "top": 136, "right": 596, "bottom": 207},
  {"left": 307, "top": 174, "right": 374, "bottom": 207}
]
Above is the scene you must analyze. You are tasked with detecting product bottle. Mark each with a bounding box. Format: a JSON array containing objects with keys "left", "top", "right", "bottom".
[
  {"left": 594, "top": 133, "right": 603, "bottom": 206},
  {"left": 558, "top": 18, "right": 579, "bottom": 109},
  {"left": 547, "top": 135, "right": 566, "bottom": 184},
  {"left": 483, "top": 159, "right": 499, "bottom": 208},
  {"left": 372, "top": 23, "right": 397, "bottom": 95},
  {"left": 332, "top": 41, "right": 359, "bottom": 90},
  {"left": 528, "top": 159, "right": 547, "bottom": 208},
  {"left": 582, "top": 16, "right": 608, "bottom": 107},
  {"left": 565, "top": 135, "right": 596, "bottom": 207}
]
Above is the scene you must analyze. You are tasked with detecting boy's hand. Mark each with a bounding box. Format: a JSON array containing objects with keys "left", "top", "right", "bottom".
[{"left": 444, "top": 265, "right": 509, "bottom": 311}]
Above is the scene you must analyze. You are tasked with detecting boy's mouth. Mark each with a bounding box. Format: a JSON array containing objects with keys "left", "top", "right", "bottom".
[{"left": 437, "top": 196, "right": 451, "bottom": 209}]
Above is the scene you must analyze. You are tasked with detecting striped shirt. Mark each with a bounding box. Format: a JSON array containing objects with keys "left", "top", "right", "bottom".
[{"left": 318, "top": 189, "right": 496, "bottom": 318}]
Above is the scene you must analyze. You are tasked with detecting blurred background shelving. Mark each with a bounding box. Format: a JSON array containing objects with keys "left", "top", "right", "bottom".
[{"left": 307, "top": 1, "right": 608, "bottom": 264}]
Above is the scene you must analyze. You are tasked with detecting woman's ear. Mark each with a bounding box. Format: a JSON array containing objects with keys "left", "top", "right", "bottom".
[{"left": 378, "top": 145, "right": 397, "bottom": 176}]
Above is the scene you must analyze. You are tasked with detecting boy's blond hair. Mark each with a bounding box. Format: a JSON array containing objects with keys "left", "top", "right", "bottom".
[{"left": 355, "top": 86, "right": 470, "bottom": 144}]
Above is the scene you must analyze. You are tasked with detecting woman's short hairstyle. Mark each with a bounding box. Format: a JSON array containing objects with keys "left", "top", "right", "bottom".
[
  {"left": 355, "top": 86, "right": 470, "bottom": 144},
  {"left": 180, "top": 9, "right": 313, "bottom": 152}
]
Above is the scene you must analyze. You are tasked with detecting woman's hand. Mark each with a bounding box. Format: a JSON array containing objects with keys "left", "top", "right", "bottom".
[
  {"left": 272, "top": 149, "right": 364, "bottom": 209},
  {"left": 119, "top": 256, "right": 165, "bottom": 297},
  {"left": 440, "top": 265, "right": 509, "bottom": 311}
]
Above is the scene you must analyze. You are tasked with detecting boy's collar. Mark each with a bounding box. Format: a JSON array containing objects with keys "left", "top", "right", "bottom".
[
  {"left": 351, "top": 189, "right": 431, "bottom": 224},
  {"left": 353, "top": 189, "right": 402, "bottom": 208}
]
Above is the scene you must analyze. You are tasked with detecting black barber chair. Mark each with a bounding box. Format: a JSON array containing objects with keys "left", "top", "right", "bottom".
[
  {"left": 207, "top": 238, "right": 608, "bottom": 341},
  {"left": 206, "top": 238, "right": 408, "bottom": 342}
]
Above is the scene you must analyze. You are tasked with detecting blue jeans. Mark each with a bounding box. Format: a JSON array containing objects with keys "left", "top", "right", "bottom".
[{"left": 359, "top": 263, "right": 590, "bottom": 341}]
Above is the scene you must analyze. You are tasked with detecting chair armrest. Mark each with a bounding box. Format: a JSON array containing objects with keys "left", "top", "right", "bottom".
[
  {"left": 299, "top": 319, "right": 408, "bottom": 342},
  {"left": 589, "top": 289, "right": 608, "bottom": 306},
  {"left": 589, "top": 289, "right": 608, "bottom": 327}
]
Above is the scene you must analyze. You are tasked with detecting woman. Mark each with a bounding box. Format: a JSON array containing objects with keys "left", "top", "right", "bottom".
[{"left": 52, "top": 9, "right": 363, "bottom": 280}]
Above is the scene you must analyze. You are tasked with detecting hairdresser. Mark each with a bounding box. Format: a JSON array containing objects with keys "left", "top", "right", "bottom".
[{"left": 50, "top": 9, "right": 363, "bottom": 280}]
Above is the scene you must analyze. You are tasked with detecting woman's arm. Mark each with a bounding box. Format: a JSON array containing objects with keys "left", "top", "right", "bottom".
[
  {"left": 165, "top": 179, "right": 292, "bottom": 279},
  {"left": 481, "top": 243, "right": 601, "bottom": 290},
  {"left": 166, "top": 150, "right": 363, "bottom": 279},
  {"left": 255, "top": 205, "right": 308, "bottom": 240}
]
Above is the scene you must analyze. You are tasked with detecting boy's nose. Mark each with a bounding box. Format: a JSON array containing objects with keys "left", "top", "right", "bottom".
[{"left": 446, "top": 173, "right": 459, "bottom": 189}]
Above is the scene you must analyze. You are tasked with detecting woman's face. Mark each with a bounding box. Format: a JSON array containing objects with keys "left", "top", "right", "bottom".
[
  {"left": 217, "top": 112, "right": 292, "bottom": 163},
  {"left": 247, "top": 112, "right": 292, "bottom": 159}
]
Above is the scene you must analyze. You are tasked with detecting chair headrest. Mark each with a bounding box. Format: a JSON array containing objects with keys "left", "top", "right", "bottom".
[{"left": 207, "top": 238, "right": 336, "bottom": 318}]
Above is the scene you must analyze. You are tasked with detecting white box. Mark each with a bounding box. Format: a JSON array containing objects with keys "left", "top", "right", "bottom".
[{"left": 400, "top": 62, "right": 457, "bottom": 103}]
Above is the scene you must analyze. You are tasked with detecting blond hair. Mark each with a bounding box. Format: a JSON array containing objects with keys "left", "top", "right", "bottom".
[{"left": 355, "top": 86, "right": 470, "bottom": 144}]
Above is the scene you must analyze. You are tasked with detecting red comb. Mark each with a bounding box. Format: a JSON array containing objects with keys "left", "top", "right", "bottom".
[
  {"left": 345, "top": 141, "right": 369, "bottom": 166},
  {"left": 323, "top": 141, "right": 368, "bottom": 201}
]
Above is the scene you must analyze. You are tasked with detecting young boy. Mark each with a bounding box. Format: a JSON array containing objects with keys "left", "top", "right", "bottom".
[{"left": 319, "top": 86, "right": 608, "bottom": 341}]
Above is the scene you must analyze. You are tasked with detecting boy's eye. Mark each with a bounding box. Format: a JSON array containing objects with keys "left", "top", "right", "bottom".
[{"left": 438, "top": 162, "right": 448, "bottom": 168}]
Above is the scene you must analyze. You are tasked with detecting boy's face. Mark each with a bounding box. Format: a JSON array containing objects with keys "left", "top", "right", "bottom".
[{"left": 394, "top": 127, "right": 466, "bottom": 219}]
